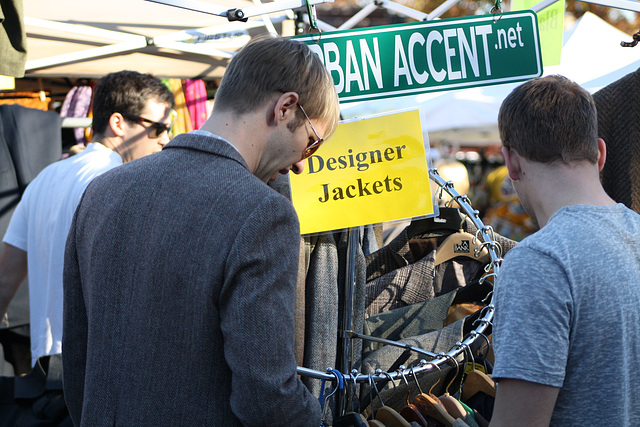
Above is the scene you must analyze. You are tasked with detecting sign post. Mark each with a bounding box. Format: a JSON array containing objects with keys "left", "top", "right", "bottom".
[{"left": 293, "top": 11, "right": 542, "bottom": 103}]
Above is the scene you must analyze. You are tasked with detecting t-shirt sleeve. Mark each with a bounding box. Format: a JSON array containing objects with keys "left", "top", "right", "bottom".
[{"left": 492, "top": 245, "right": 573, "bottom": 388}]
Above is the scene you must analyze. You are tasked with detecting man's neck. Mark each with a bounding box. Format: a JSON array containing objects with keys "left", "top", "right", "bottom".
[
  {"left": 199, "top": 109, "right": 264, "bottom": 173},
  {"left": 97, "top": 137, "right": 118, "bottom": 153},
  {"left": 524, "top": 160, "right": 616, "bottom": 227}
]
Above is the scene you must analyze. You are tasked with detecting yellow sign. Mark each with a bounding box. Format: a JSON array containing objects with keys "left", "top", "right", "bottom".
[
  {"left": 512, "top": 0, "right": 565, "bottom": 66},
  {"left": 290, "top": 109, "right": 434, "bottom": 235},
  {"left": 0, "top": 76, "right": 15, "bottom": 90}
]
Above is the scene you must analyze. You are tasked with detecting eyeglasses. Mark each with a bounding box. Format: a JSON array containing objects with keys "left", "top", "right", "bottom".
[
  {"left": 298, "top": 104, "right": 324, "bottom": 160},
  {"left": 122, "top": 110, "right": 176, "bottom": 138}
]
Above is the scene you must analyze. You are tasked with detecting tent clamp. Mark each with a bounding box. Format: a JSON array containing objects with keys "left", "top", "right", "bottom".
[
  {"left": 621, "top": 30, "right": 640, "bottom": 47},
  {"left": 226, "top": 8, "right": 248, "bottom": 22}
]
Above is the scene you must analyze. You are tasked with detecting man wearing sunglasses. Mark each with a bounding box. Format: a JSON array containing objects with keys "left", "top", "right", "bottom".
[
  {"left": 62, "top": 35, "right": 340, "bottom": 426},
  {"left": 0, "top": 70, "right": 174, "bottom": 424}
]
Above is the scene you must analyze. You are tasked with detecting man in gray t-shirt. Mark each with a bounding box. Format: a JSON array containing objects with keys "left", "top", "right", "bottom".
[{"left": 490, "top": 75, "right": 640, "bottom": 426}]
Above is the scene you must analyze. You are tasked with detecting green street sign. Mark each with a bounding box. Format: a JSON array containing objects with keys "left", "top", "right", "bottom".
[{"left": 293, "top": 11, "right": 542, "bottom": 103}]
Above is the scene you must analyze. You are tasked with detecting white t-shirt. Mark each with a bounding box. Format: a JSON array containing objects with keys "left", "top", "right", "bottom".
[{"left": 3, "top": 143, "right": 122, "bottom": 366}]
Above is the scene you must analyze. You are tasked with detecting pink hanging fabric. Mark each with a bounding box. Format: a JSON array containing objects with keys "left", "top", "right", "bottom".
[{"left": 184, "top": 79, "right": 208, "bottom": 130}]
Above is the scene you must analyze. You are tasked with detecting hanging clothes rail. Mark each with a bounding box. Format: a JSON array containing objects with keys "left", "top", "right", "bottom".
[
  {"left": 335, "top": 226, "right": 360, "bottom": 414},
  {"left": 296, "top": 165, "right": 503, "bottom": 385},
  {"left": 61, "top": 117, "right": 91, "bottom": 128}
]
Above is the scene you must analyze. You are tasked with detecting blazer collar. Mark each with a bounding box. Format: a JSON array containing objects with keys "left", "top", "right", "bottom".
[{"left": 163, "top": 132, "right": 248, "bottom": 169}]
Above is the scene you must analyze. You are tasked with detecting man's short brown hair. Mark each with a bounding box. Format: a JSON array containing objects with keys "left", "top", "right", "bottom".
[
  {"left": 214, "top": 35, "right": 340, "bottom": 139},
  {"left": 498, "top": 75, "right": 599, "bottom": 164}
]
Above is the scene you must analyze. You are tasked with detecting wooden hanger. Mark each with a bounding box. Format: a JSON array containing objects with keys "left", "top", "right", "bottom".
[
  {"left": 334, "top": 412, "right": 369, "bottom": 426},
  {"left": 400, "top": 403, "right": 430, "bottom": 427},
  {"left": 368, "top": 372, "right": 412, "bottom": 427},
  {"left": 413, "top": 393, "right": 456, "bottom": 426},
  {"left": 435, "top": 232, "right": 491, "bottom": 266},
  {"left": 437, "top": 354, "right": 469, "bottom": 425},
  {"left": 395, "top": 368, "right": 432, "bottom": 427},
  {"left": 408, "top": 365, "right": 456, "bottom": 427},
  {"left": 375, "top": 406, "right": 412, "bottom": 427},
  {"left": 439, "top": 394, "right": 468, "bottom": 420},
  {"left": 461, "top": 370, "right": 496, "bottom": 402}
]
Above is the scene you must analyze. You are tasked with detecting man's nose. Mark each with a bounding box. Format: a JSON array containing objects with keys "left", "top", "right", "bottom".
[
  {"left": 158, "top": 132, "right": 171, "bottom": 146},
  {"left": 291, "top": 159, "right": 305, "bottom": 175}
]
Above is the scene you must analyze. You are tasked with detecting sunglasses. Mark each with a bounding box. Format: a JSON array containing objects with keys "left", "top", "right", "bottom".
[
  {"left": 122, "top": 110, "right": 177, "bottom": 138},
  {"left": 298, "top": 104, "right": 324, "bottom": 160}
]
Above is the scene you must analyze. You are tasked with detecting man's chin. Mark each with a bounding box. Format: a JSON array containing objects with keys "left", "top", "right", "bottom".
[{"left": 268, "top": 170, "right": 289, "bottom": 183}]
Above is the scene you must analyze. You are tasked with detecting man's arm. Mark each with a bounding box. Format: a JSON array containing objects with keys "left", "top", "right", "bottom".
[
  {"left": 222, "top": 195, "right": 322, "bottom": 426},
  {"left": 490, "top": 378, "right": 560, "bottom": 427},
  {"left": 0, "top": 243, "right": 28, "bottom": 319}
]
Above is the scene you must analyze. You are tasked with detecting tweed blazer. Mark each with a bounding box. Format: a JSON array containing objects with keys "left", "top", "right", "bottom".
[
  {"left": 593, "top": 66, "right": 640, "bottom": 213},
  {"left": 62, "top": 133, "right": 321, "bottom": 426}
]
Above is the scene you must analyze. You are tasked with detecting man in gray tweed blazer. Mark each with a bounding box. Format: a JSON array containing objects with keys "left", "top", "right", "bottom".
[{"left": 62, "top": 35, "right": 340, "bottom": 426}]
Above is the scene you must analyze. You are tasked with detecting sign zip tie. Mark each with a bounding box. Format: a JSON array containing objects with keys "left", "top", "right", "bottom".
[
  {"left": 491, "top": 0, "right": 503, "bottom": 22},
  {"left": 305, "top": 0, "right": 319, "bottom": 31}
]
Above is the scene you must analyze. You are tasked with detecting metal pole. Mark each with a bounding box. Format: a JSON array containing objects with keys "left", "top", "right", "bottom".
[{"left": 336, "top": 226, "right": 360, "bottom": 416}]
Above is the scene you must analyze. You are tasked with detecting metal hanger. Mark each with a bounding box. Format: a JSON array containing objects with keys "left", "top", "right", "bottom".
[
  {"left": 321, "top": 369, "right": 344, "bottom": 427},
  {"left": 368, "top": 371, "right": 384, "bottom": 418},
  {"left": 398, "top": 366, "right": 430, "bottom": 427},
  {"left": 411, "top": 361, "right": 456, "bottom": 427},
  {"left": 458, "top": 338, "right": 496, "bottom": 403},
  {"left": 438, "top": 354, "right": 470, "bottom": 421},
  {"left": 334, "top": 371, "right": 369, "bottom": 427},
  {"left": 374, "top": 371, "right": 412, "bottom": 427}
]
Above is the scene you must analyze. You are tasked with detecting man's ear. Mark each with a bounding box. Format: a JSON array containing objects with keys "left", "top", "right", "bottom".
[
  {"left": 108, "top": 112, "right": 127, "bottom": 138},
  {"left": 501, "top": 146, "right": 521, "bottom": 181},
  {"left": 596, "top": 138, "right": 607, "bottom": 172},
  {"left": 273, "top": 92, "right": 299, "bottom": 125}
]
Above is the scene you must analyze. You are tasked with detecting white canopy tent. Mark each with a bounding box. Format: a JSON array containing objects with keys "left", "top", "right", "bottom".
[
  {"left": 21, "top": 0, "right": 334, "bottom": 79},
  {"left": 546, "top": 10, "right": 640, "bottom": 91},
  {"left": 16, "top": 0, "right": 640, "bottom": 141},
  {"left": 20, "top": 0, "right": 640, "bottom": 82}
]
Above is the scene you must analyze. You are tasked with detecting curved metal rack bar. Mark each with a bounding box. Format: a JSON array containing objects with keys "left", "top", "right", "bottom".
[{"left": 296, "top": 166, "right": 502, "bottom": 383}]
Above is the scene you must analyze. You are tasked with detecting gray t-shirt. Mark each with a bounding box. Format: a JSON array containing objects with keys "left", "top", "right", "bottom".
[{"left": 493, "top": 203, "right": 640, "bottom": 426}]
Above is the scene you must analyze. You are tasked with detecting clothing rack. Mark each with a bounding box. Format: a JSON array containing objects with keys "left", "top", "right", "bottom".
[
  {"left": 296, "top": 165, "right": 503, "bottom": 390},
  {"left": 61, "top": 117, "right": 92, "bottom": 128}
]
